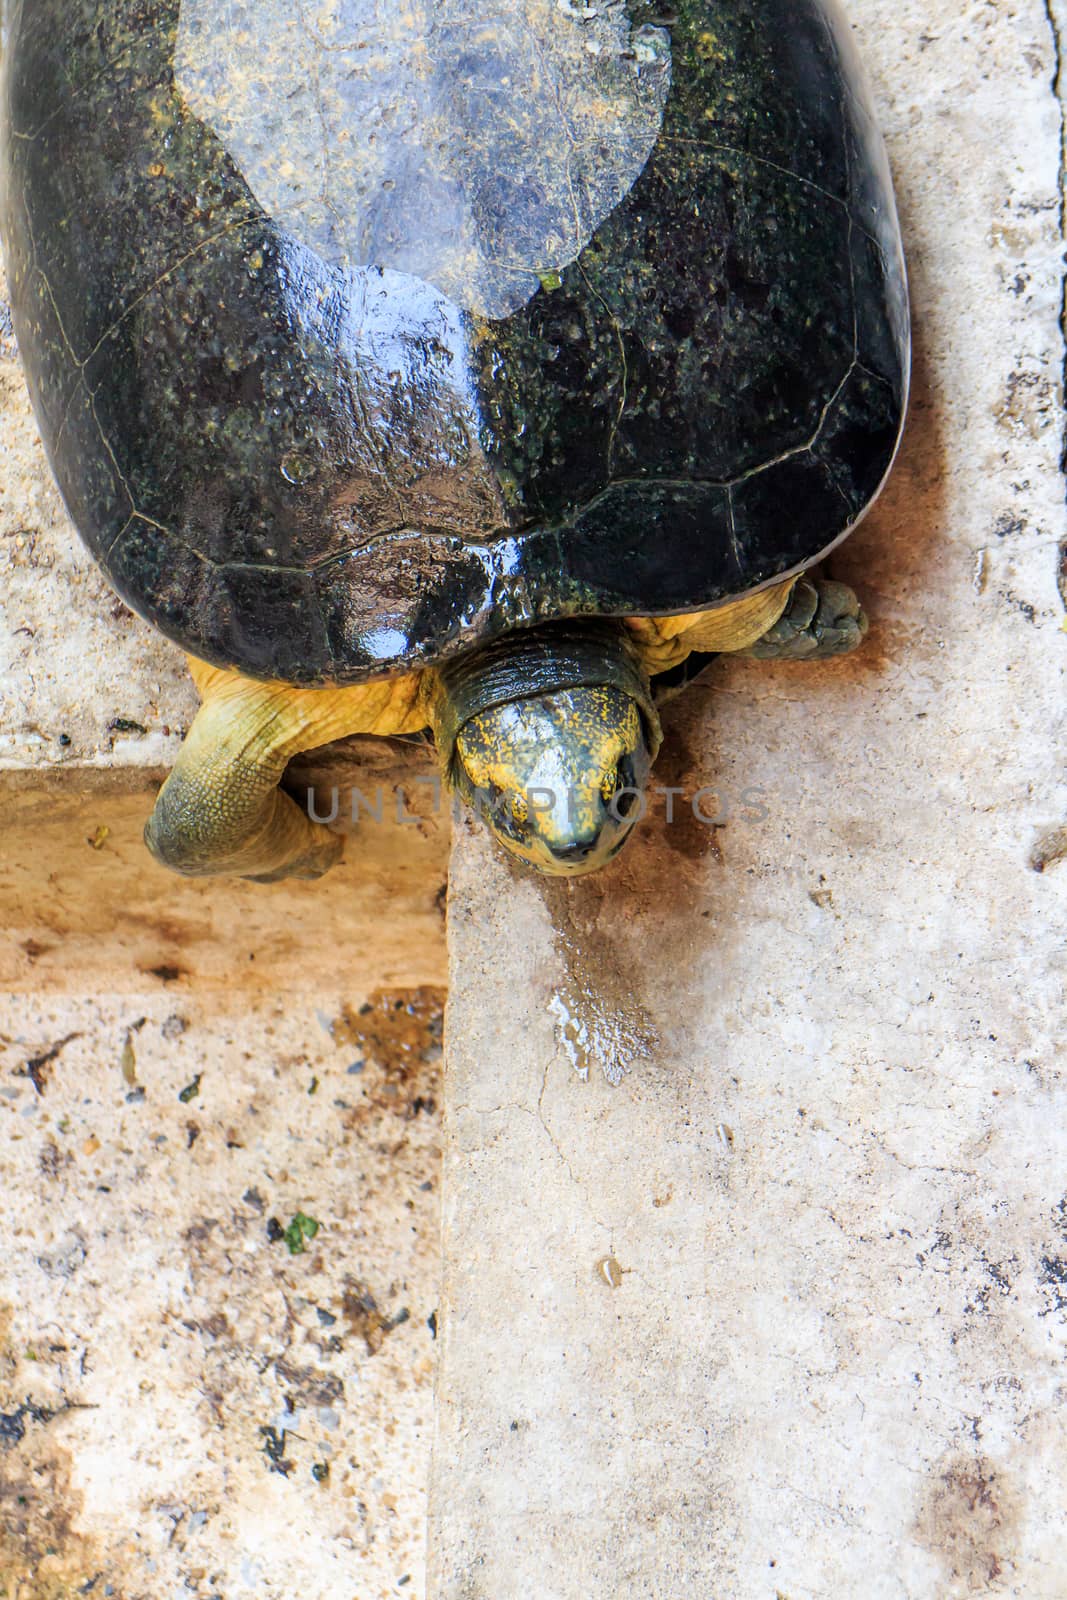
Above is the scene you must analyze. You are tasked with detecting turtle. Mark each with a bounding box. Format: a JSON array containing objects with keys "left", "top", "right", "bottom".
[{"left": 0, "top": 0, "right": 908, "bottom": 880}]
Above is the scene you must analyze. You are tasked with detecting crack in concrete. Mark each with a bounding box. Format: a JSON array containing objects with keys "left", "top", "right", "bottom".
[
  {"left": 535, "top": 1058, "right": 610, "bottom": 1237},
  {"left": 452, "top": 1083, "right": 613, "bottom": 1239}
]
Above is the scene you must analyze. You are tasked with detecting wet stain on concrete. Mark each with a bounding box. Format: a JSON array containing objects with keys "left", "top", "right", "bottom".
[
  {"left": 539, "top": 877, "right": 659, "bottom": 1085},
  {"left": 913, "top": 1453, "right": 1022, "bottom": 1592},
  {"left": 333, "top": 986, "right": 445, "bottom": 1121},
  {"left": 527, "top": 676, "right": 747, "bottom": 1081},
  {"left": 529, "top": 696, "right": 737, "bottom": 1082},
  {"left": 651, "top": 716, "right": 726, "bottom": 865}
]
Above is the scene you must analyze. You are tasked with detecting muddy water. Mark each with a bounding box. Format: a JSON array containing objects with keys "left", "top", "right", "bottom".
[{"left": 539, "top": 877, "right": 659, "bottom": 1086}]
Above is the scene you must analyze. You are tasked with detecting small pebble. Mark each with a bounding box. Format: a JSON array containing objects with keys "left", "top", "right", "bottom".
[{"left": 595, "top": 1256, "right": 624, "bottom": 1289}]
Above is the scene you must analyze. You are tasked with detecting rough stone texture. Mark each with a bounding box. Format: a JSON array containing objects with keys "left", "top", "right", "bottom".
[
  {"left": 0, "top": 988, "right": 443, "bottom": 1600},
  {"left": 430, "top": 3, "right": 1067, "bottom": 1596}
]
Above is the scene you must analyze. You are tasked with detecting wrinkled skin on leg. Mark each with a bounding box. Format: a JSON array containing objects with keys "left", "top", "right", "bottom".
[
  {"left": 145, "top": 659, "right": 430, "bottom": 881},
  {"left": 737, "top": 577, "right": 868, "bottom": 660}
]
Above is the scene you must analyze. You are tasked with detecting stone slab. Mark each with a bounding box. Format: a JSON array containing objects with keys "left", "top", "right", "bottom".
[
  {"left": 0, "top": 745, "right": 448, "bottom": 997},
  {"left": 430, "top": 2, "right": 1067, "bottom": 1595},
  {"left": 0, "top": 985, "right": 443, "bottom": 1600}
]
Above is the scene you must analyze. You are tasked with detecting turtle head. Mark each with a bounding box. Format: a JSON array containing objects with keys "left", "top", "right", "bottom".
[
  {"left": 441, "top": 626, "right": 660, "bottom": 877},
  {"left": 452, "top": 686, "right": 653, "bottom": 876}
]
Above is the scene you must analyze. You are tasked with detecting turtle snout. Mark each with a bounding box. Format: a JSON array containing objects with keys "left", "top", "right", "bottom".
[
  {"left": 527, "top": 751, "right": 646, "bottom": 876},
  {"left": 551, "top": 838, "right": 599, "bottom": 867}
]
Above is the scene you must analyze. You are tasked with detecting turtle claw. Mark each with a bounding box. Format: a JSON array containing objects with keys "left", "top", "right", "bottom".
[
  {"left": 242, "top": 831, "right": 345, "bottom": 884},
  {"left": 742, "top": 577, "right": 868, "bottom": 661}
]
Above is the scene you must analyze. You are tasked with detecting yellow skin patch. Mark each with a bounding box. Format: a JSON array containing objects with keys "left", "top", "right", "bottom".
[
  {"left": 146, "top": 659, "right": 435, "bottom": 880},
  {"left": 625, "top": 579, "right": 794, "bottom": 671},
  {"left": 453, "top": 688, "right": 648, "bottom": 876},
  {"left": 146, "top": 581, "right": 794, "bottom": 880}
]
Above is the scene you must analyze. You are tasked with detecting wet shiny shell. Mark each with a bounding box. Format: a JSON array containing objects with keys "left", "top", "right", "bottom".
[{"left": 0, "top": 0, "right": 908, "bottom": 686}]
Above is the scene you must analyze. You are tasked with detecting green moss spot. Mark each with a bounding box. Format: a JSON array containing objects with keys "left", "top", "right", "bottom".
[{"left": 284, "top": 1212, "right": 321, "bottom": 1255}]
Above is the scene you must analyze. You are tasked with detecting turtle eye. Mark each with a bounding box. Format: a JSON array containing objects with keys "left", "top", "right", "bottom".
[
  {"left": 484, "top": 782, "right": 507, "bottom": 822},
  {"left": 613, "top": 786, "right": 638, "bottom": 818}
]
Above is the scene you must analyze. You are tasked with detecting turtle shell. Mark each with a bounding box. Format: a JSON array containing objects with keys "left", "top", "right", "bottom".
[{"left": 0, "top": 0, "right": 908, "bottom": 687}]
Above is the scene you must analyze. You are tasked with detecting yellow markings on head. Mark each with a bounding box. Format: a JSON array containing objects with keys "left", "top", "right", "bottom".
[
  {"left": 457, "top": 690, "right": 641, "bottom": 803},
  {"left": 454, "top": 688, "right": 646, "bottom": 873}
]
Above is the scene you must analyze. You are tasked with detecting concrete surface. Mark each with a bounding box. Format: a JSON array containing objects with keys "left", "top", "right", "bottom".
[
  {"left": 2, "top": 1, "right": 1066, "bottom": 1597},
  {"left": 430, "top": 2, "right": 1067, "bottom": 1596},
  {"left": 0, "top": 986, "right": 444, "bottom": 1600},
  {"left": 2, "top": 188, "right": 450, "bottom": 1600}
]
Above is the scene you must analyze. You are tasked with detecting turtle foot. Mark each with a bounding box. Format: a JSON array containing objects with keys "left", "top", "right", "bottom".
[
  {"left": 741, "top": 577, "right": 868, "bottom": 661},
  {"left": 242, "top": 831, "right": 345, "bottom": 884}
]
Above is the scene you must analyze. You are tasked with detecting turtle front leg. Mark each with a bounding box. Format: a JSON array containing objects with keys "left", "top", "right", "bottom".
[
  {"left": 145, "top": 659, "right": 431, "bottom": 882},
  {"left": 739, "top": 576, "right": 868, "bottom": 661},
  {"left": 145, "top": 669, "right": 344, "bottom": 882}
]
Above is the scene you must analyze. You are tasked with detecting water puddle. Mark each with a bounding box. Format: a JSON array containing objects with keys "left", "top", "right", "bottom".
[{"left": 540, "top": 879, "right": 658, "bottom": 1086}]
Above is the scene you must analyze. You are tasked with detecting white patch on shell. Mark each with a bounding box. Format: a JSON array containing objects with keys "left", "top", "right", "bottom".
[{"left": 174, "top": 0, "right": 671, "bottom": 318}]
